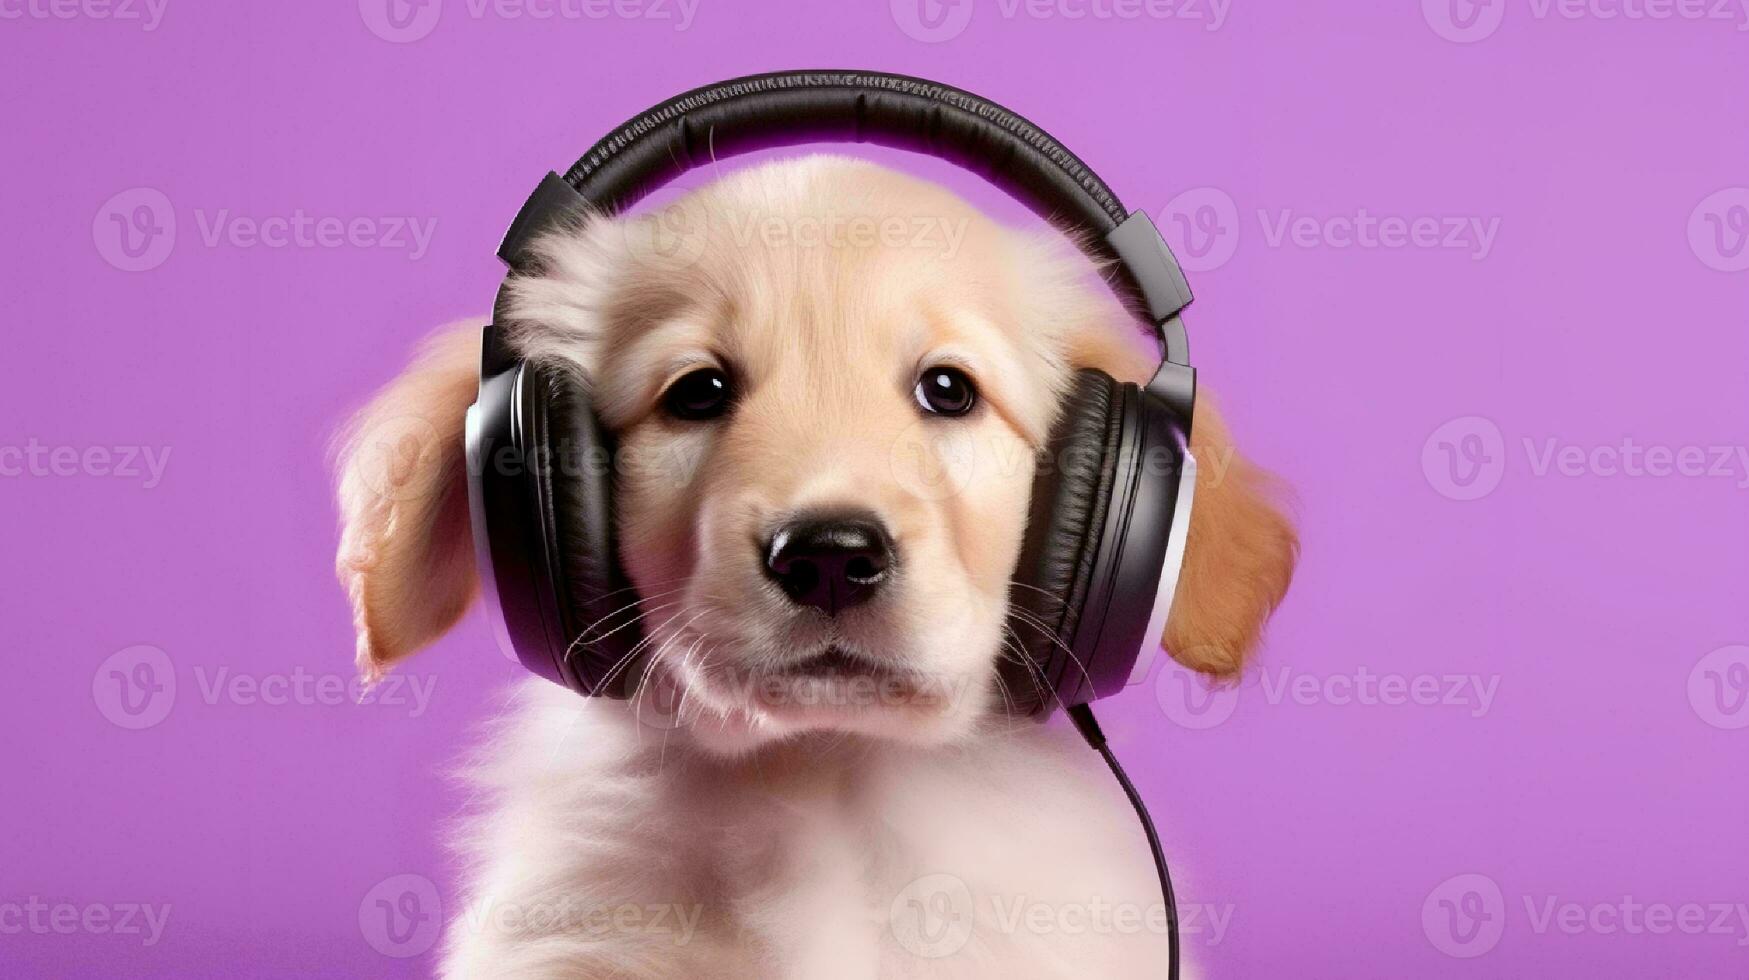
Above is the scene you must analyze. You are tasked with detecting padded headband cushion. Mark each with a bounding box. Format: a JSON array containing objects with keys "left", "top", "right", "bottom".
[
  {"left": 531, "top": 362, "right": 640, "bottom": 695},
  {"left": 1003, "top": 369, "right": 1124, "bottom": 715},
  {"left": 490, "top": 69, "right": 1190, "bottom": 363},
  {"left": 563, "top": 70, "right": 1128, "bottom": 240}
]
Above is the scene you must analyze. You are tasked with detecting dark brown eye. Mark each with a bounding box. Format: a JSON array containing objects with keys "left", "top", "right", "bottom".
[
  {"left": 661, "top": 367, "right": 732, "bottom": 420},
  {"left": 914, "top": 367, "right": 977, "bottom": 417}
]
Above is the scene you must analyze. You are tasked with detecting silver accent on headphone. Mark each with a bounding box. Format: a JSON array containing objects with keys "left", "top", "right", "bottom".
[
  {"left": 1127, "top": 447, "right": 1197, "bottom": 686},
  {"left": 465, "top": 398, "right": 522, "bottom": 670}
]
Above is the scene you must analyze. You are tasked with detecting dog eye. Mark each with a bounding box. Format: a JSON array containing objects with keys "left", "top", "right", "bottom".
[
  {"left": 661, "top": 367, "right": 733, "bottom": 420},
  {"left": 914, "top": 367, "right": 978, "bottom": 417}
]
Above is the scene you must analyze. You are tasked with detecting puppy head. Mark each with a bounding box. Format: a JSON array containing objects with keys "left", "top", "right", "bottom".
[
  {"left": 504, "top": 158, "right": 1086, "bottom": 750},
  {"left": 334, "top": 156, "right": 1296, "bottom": 754}
]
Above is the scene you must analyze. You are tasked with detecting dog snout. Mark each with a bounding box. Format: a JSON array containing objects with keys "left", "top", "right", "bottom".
[{"left": 762, "top": 511, "right": 895, "bottom": 616}]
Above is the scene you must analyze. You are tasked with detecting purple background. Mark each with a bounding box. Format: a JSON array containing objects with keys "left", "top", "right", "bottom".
[{"left": 4, "top": 2, "right": 1747, "bottom": 976}]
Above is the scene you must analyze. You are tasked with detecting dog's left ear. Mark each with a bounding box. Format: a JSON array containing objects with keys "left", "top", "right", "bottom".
[
  {"left": 1062, "top": 323, "right": 1298, "bottom": 680},
  {"left": 333, "top": 324, "right": 482, "bottom": 681},
  {"left": 1162, "top": 395, "right": 1298, "bottom": 679}
]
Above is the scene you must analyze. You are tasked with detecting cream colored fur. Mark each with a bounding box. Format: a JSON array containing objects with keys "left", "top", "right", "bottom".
[{"left": 334, "top": 157, "right": 1296, "bottom": 978}]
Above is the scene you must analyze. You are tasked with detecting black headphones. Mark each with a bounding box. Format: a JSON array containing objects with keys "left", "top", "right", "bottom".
[
  {"left": 465, "top": 71, "right": 1198, "bottom": 973},
  {"left": 466, "top": 70, "right": 1198, "bottom": 716}
]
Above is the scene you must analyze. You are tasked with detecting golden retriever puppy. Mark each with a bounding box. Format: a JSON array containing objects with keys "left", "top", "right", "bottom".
[{"left": 334, "top": 156, "right": 1296, "bottom": 978}]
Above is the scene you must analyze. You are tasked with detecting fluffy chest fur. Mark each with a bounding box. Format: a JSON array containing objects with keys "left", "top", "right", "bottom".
[{"left": 441, "top": 681, "right": 1173, "bottom": 979}]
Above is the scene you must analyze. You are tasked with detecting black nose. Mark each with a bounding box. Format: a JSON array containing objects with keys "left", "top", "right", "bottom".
[{"left": 763, "top": 512, "right": 895, "bottom": 616}]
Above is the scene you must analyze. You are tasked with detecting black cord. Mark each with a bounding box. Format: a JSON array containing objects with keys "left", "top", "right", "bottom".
[{"left": 1068, "top": 702, "right": 1180, "bottom": 980}]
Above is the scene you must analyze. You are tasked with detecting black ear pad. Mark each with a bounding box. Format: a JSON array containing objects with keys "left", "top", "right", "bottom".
[
  {"left": 1002, "top": 369, "right": 1125, "bottom": 715},
  {"left": 527, "top": 362, "right": 641, "bottom": 697}
]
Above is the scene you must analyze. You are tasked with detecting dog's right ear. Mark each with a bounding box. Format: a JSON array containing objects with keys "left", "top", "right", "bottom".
[{"left": 333, "top": 324, "right": 482, "bottom": 681}]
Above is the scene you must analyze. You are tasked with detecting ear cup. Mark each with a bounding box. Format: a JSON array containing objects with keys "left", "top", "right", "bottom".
[
  {"left": 527, "top": 362, "right": 640, "bottom": 696},
  {"left": 1003, "top": 369, "right": 1125, "bottom": 715}
]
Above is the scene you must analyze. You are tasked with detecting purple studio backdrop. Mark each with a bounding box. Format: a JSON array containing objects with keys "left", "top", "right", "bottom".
[{"left": 4, "top": 2, "right": 1747, "bottom": 978}]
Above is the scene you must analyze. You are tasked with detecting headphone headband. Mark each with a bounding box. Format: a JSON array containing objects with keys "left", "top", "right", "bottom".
[
  {"left": 496, "top": 70, "right": 1195, "bottom": 370},
  {"left": 566, "top": 71, "right": 1127, "bottom": 233}
]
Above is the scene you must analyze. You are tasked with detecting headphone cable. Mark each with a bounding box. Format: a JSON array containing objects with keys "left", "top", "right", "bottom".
[{"left": 1068, "top": 702, "right": 1180, "bottom": 980}]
